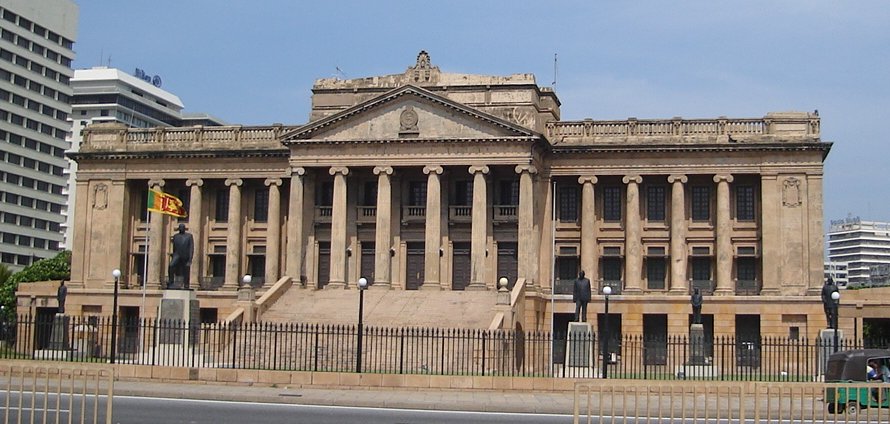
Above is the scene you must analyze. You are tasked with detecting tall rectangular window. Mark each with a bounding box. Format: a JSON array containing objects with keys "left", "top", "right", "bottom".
[
  {"left": 647, "top": 185, "right": 666, "bottom": 221},
  {"left": 454, "top": 181, "right": 472, "bottom": 206},
  {"left": 558, "top": 183, "right": 579, "bottom": 222},
  {"left": 215, "top": 189, "right": 229, "bottom": 222},
  {"left": 254, "top": 187, "right": 269, "bottom": 223},
  {"left": 317, "top": 182, "right": 333, "bottom": 206},
  {"left": 499, "top": 180, "right": 519, "bottom": 205},
  {"left": 691, "top": 186, "right": 711, "bottom": 221},
  {"left": 647, "top": 258, "right": 666, "bottom": 290},
  {"left": 691, "top": 258, "right": 712, "bottom": 282},
  {"left": 737, "top": 257, "right": 757, "bottom": 281},
  {"left": 603, "top": 186, "right": 622, "bottom": 221},
  {"left": 409, "top": 181, "right": 427, "bottom": 206},
  {"left": 736, "top": 185, "right": 755, "bottom": 221},
  {"left": 602, "top": 257, "right": 622, "bottom": 282}
]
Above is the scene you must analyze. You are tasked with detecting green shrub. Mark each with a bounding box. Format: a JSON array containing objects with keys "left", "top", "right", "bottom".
[{"left": 0, "top": 251, "right": 70, "bottom": 321}]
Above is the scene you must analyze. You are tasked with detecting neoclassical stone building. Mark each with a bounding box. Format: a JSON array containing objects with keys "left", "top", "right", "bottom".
[{"left": 19, "top": 52, "right": 834, "bottom": 341}]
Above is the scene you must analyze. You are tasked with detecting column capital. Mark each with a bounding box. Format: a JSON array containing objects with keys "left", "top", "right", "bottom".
[
  {"left": 515, "top": 164, "right": 538, "bottom": 175},
  {"left": 423, "top": 165, "right": 443, "bottom": 175},
  {"left": 373, "top": 166, "right": 394, "bottom": 176},
  {"left": 667, "top": 174, "right": 688, "bottom": 184},
  {"left": 225, "top": 178, "right": 243, "bottom": 187},
  {"left": 468, "top": 165, "right": 490, "bottom": 175},
  {"left": 622, "top": 175, "right": 642, "bottom": 184},
  {"left": 290, "top": 166, "right": 306, "bottom": 176},
  {"left": 264, "top": 178, "right": 283, "bottom": 187},
  {"left": 185, "top": 178, "right": 204, "bottom": 187},
  {"left": 713, "top": 174, "right": 734, "bottom": 183},
  {"left": 329, "top": 166, "right": 349, "bottom": 176},
  {"left": 577, "top": 175, "right": 598, "bottom": 185},
  {"left": 148, "top": 179, "right": 165, "bottom": 188}
]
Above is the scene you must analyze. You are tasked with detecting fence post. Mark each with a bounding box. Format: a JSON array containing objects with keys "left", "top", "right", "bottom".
[
  {"left": 481, "top": 330, "right": 487, "bottom": 376},
  {"left": 399, "top": 329, "right": 405, "bottom": 374}
]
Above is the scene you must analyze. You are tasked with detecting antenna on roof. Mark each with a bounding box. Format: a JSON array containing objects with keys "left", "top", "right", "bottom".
[
  {"left": 335, "top": 66, "right": 347, "bottom": 79},
  {"left": 552, "top": 53, "right": 558, "bottom": 86}
]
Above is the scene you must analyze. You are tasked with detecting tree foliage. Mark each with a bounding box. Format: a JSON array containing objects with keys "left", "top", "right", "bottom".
[{"left": 0, "top": 251, "right": 70, "bottom": 321}]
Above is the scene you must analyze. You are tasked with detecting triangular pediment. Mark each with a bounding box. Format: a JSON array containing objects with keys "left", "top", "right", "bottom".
[{"left": 282, "top": 85, "right": 537, "bottom": 143}]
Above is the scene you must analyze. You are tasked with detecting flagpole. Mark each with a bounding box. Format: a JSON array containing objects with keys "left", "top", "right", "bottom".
[{"left": 139, "top": 209, "right": 151, "bottom": 356}]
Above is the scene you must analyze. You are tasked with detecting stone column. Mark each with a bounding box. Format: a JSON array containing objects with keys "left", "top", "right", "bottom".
[
  {"left": 517, "top": 165, "right": 538, "bottom": 286},
  {"left": 327, "top": 167, "right": 349, "bottom": 289},
  {"left": 468, "top": 165, "right": 490, "bottom": 290},
  {"left": 578, "top": 175, "right": 598, "bottom": 282},
  {"left": 185, "top": 178, "right": 203, "bottom": 289},
  {"left": 714, "top": 174, "right": 734, "bottom": 295},
  {"left": 373, "top": 166, "right": 394, "bottom": 289},
  {"left": 223, "top": 178, "right": 243, "bottom": 290},
  {"left": 285, "top": 167, "right": 306, "bottom": 282},
  {"left": 623, "top": 175, "right": 643, "bottom": 293},
  {"left": 264, "top": 178, "right": 282, "bottom": 286},
  {"left": 423, "top": 165, "right": 443, "bottom": 290},
  {"left": 147, "top": 179, "right": 165, "bottom": 290},
  {"left": 668, "top": 174, "right": 688, "bottom": 294}
]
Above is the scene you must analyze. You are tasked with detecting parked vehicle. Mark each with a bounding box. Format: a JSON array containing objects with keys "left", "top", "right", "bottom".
[{"left": 825, "top": 349, "right": 890, "bottom": 415}]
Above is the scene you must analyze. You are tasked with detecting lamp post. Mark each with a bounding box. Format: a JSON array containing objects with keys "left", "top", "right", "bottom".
[
  {"left": 111, "top": 269, "right": 121, "bottom": 364},
  {"left": 356, "top": 277, "right": 368, "bottom": 373},
  {"left": 831, "top": 290, "right": 841, "bottom": 353},
  {"left": 602, "top": 285, "right": 612, "bottom": 379}
]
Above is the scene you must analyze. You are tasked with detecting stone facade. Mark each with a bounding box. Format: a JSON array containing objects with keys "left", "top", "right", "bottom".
[{"left": 19, "top": 52, "right": 842, "bottom": 340}]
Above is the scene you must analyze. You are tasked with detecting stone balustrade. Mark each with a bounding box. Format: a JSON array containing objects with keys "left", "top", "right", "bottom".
[
  {"left": 546, "top": 112, "right": 820, "bottom": 144},
  {"left": 80, "top": 123, "right": 297, "bottom": 153}
]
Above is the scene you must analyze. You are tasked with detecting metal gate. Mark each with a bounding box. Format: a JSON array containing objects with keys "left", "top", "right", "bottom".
[{"left": 1, "top": 361, "right": 114, "bottom": 424}]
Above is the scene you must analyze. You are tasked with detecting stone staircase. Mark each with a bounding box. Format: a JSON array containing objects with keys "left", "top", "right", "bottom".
[{"left": 259, "top": 284, "right": 499, "bottom": 329}]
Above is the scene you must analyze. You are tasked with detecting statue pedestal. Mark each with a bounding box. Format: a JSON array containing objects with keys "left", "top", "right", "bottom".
[
  {"left": 818, "top": 328, "right": 844, "bottom": 375},
  {"left": 157, "top": 290, "right": 199, "bottom": 346},
  {"left": 48, "top": 314, "right": 70, "bottom": 350},
  {"left": 689, "top": 323, "right": 706, "bottom": 365},
  {"left": 566, "top": 322, "right": 593, "bottom": 365}
]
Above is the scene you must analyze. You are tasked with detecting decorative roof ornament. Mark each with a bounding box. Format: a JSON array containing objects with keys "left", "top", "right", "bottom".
[{"left": 406, "top": 50, "right": 439, "bottom": 84}]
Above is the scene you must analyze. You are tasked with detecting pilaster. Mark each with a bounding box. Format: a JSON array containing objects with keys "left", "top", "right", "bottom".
[
  {"left": 517, "top": 165, "right": 539, "bottom": 289},
  {"left": 714, "top": 174, "right": 734, "bottom": 295},
  {"left": 668, "top": 174, "right": 688, "bottom": 294},
  {"left": 578, "top": 175, "right": 598, "bottom": 284}
]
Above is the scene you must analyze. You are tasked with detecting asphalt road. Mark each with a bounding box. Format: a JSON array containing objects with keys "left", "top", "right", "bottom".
[{"left": 111, "top": 396, "right": 574, "bottom": 424}]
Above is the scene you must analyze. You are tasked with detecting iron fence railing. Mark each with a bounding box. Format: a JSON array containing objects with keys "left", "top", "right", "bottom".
[{"left": 1, "top": 315, "right": 887, "bottom": 381}]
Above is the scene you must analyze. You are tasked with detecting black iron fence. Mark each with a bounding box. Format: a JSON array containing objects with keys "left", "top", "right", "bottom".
[{"left": 0, "top": 314, "right": 887, "bottom": 380}]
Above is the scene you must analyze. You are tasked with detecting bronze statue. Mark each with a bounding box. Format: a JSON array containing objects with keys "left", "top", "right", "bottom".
[
  {"left": 167, "top": 223, "right": 195, "bottom": 289},
  {"left": 821, "top": 277, "right": 839, "bottom": 325},
  {"left": 573, "top": 271, "right": 591, "bottom": 322},
  {"left": 56, "top": 280, "right": 67, "bottom": 314},
  {"left": 691, "top": 288, "right": 703, "bottom": 325}
]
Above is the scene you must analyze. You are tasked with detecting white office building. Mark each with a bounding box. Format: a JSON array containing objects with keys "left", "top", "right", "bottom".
[
  {"left": 823, "top": 261, "right": 849, "bottom": 287},
  {"left": 0, "top": 0, "right": 77, "bottom": 270},
  {"left": 827, "top": 217, "right": 890, "bottom": 286},
  {"left": 64, "top": 67, "right": 225, "bottom": 247}
]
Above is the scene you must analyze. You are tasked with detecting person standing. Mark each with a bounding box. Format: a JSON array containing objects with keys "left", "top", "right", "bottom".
[{"left": 573, "top": 271, "right": 592, "bottom": 322}]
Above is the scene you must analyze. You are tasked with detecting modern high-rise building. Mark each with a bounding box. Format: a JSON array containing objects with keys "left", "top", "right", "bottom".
[
  {"left": 827, "top": 217, "right": 890, "bottom": 285},
  {"left": 0, "top": 0, "right": 77, "bottom": 270},
  {"left": 64, "top": 67, "right": 225, "bottom": 248}
]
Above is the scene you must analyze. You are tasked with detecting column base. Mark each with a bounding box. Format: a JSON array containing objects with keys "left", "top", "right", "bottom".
[
  {"left": 622, "top": 287, "right": 642, "bottom": 294},
  {"left": 759, "top": 288, "right": 780, "bottom": 296},
  {"left": 326, "top": 281, "right": 347, "bottom": 289},
  {"left": 465, "top": 283, "right": 487, "bottom": 291},
  {"left": 420, "top": 282, "right": 443, "bottom": 291},
  {"left": 669, "top": 288, "right": 689, "bottom": 295},
  {"left": 370, "top": 281, "right": 391, "bottom": 290},
  {"left": 714, "top": 288, "right": 734, "bottom": 296}
]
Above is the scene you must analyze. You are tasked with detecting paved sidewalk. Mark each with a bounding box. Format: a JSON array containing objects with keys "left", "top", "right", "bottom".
[{"left": 112, "top": 379, "right": 575, "bottom": 415}]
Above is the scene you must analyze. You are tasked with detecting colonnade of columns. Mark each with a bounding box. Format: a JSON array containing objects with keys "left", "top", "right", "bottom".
[{"left": 576, "top": 173, "right": 738, "bottom": 295}]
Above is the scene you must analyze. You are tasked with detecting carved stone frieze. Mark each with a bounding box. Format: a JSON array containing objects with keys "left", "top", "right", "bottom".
[{"left": 782, "top": 177, "right": 802, "bottom": 207}]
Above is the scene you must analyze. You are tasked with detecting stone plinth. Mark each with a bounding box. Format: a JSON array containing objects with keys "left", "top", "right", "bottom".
[
  {"left": 565, "top": 322, "right": 594, "bottom": 368},
  {"left": 689, "top": 323, "right": 706, "bottom": 365},
  {"left": 818, "top": 328, "right": 844, "bottom": 375},
  {"left": 48, "top": 314, "right": 70, "bottom": 350},
  {"left": 158, "top": 290, "right": 199, "bottom": 346}
]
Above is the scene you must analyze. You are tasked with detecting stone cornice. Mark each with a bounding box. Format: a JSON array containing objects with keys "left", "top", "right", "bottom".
[
  {"left": 284, "top": 136, "right": 540, "bottom": 146},
  {"left": 69, "top": 149, "right": 289, "bottom": 162},
  {"left": 550, "top": 143, "right": 831, "bottom": 156}
]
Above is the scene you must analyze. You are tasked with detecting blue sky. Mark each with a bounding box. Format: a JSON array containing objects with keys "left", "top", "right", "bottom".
[{"left": 73, "top": 1, "right": 890, "bottom": 224}]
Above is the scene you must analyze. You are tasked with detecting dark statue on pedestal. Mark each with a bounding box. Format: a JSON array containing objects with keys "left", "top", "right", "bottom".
[
  {"left": 691, "top": 288, "right": 703, "bottom": 325},
  {"left": 56, "top": 280, "right": 67, "bottom": 314},
  {"left": 167, "top": 223, "right": 194, "bottom": 289},
  {"left": 573, "top": 271, "right": 591, "bottom": 322},
  {"left": 821, "top": 277, "right": 839, "bottom": 325}
]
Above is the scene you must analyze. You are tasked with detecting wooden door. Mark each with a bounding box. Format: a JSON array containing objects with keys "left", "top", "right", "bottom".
[
  {"left": 317, "top": 242, "right": 330, "bottom": 289},
  {"left": 497, "top": 242, "right": 518, "bottom": 288},
  {"left": 406, "top": 242, "right": 424, "bottom": 290},
  {"left": 452, "top": 242, "right": 471, "bottom": 290}
]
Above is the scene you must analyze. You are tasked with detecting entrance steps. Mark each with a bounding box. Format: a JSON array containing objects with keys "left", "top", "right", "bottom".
[{"left": 259, "top": 284, "right": 499, "bottom": 328}]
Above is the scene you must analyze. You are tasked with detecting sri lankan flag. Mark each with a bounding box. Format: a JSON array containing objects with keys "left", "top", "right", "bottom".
[{"left": 147, "top": 189, "right": 187, "bottom": 218}]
